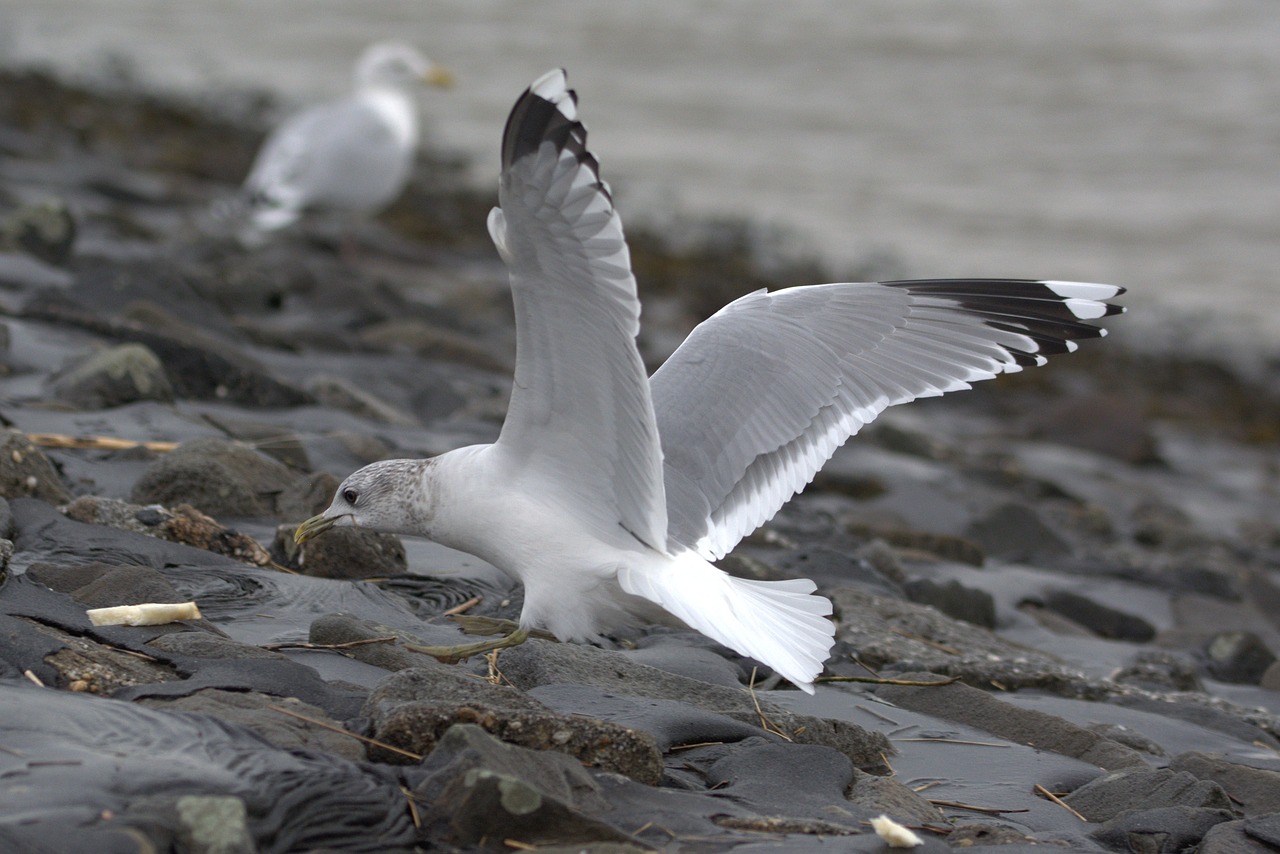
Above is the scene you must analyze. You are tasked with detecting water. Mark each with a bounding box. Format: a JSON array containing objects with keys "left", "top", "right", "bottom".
[{"left": 4, "top": 0, "right": 1279, "bottom": 356}]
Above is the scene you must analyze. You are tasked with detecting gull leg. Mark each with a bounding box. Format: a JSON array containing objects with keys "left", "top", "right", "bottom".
[{"left": 404, "top": 626, "right": 530, "bottom": 663}]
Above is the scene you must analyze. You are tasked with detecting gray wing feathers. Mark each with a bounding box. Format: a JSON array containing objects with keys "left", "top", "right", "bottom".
[
  {"left": 653, "top": 280, "right": 1123, "bottom": 559},
  {"left": 493, "top": 71, "right": 668, "bottom": 550}
]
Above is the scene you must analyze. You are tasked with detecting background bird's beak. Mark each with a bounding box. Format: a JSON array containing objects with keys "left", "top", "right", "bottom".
[
  {"left": 294, "top": 514, "right": 337, "bottom": 544},
  {"left": 423, "top": 65, "right": 456, "bottom": 88}
]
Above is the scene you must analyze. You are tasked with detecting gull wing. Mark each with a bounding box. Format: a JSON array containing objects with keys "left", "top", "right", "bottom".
[
  {"left": 489, "top": 70, "right": 668, "bottom": 550},
  {"left": 652, "top": 279, "right": 1126, "bottom": 559}
]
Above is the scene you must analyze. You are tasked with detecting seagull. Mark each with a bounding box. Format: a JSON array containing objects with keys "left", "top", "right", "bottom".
[
  {"left": 234, "top": 41, "right": 453, "bottom": 245},
  {"left": 295, "top": 69, "right": 1125, "bottom": 692}
]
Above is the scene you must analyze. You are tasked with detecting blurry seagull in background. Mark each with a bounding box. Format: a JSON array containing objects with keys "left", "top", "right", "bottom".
[
  {"left": 295, "top": 69, "right": 1126, "bottom": 692},
  {"left": 230, "top": 41, "right": 452, "bottom": 247}
]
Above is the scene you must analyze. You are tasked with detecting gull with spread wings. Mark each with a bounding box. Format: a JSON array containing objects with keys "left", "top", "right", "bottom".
[{"left": 296, "top": 69, "right": 1125, "bottom": 692}]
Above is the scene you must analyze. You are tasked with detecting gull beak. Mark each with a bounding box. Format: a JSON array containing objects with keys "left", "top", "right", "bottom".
[
  {"left": 422, "top": 65, "right": 456, "bottom": 89},
  {"left": 294, "top": 513, "right": 338, "bottom": 544}
]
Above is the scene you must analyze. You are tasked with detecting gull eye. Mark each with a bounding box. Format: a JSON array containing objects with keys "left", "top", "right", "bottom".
[{"left": 342, "top": 488, "right": 359, "bottom": 505}]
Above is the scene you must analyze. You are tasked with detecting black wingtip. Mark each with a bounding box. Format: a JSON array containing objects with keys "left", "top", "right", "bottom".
[{"left": 502, "top": 69, "right": 579, "bottom": 169}]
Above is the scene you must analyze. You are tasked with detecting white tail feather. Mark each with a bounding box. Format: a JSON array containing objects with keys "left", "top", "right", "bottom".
[{"left": 618, "top": 552, "right": 835, "bottom": 693}]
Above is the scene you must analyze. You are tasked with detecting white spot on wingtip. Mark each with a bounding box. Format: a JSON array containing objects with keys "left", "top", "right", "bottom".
[{"left": 529, "top": 68, "right": 576, "bottom": 120}]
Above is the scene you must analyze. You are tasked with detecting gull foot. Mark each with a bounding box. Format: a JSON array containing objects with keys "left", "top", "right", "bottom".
[{"left": 405, "top": 626, "right": 531, "bottom": 663}]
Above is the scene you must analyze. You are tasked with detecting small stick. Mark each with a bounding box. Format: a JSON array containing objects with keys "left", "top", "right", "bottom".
[
  {"left": 747, "top": 667, "right": 792, "bottom": 742},
  {"left": 267, "top": 704, "right": 422, "bottom": 761},
  {"left": 1033, "top": 783, "right": 1087, "bottom": 821},
  {"left": 26, "top": 432, "right": 179, "bottom": 452},
  {"left": 855, "top": 703, "right": 901, "bottom": 725},
  {"left": 261, "top": 636, "right": 398, "bottom": 651},
  {"left": 443, "top": 596, "right": 482, "bottom": 616},
  {"left": 818, "top": 674, "right": 960, "bottom": 687},
  {"left": 896, "top": 737, "right": 1008, "bottom": 747},
  {"left": 928, "top": 799, "right": 1028, "bottom": 815},
  {"left": 400, "top": 786, "right": 422, "bottom": 830}
]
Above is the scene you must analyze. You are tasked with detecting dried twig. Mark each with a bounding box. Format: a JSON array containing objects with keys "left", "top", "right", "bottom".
[
  {"left": 1033, "top": 783, "right": 1087, "bottom": 821},
  {"left": 26, "top": 432, "right": 179, "bottom": 452},
  {"left": 928, "top": 799, "right": 1028, "bottom": 815},
  {"left": 746, "top": 667, "right": 792, "bottom": 742},
  {"left": 400, "top": 786, "right": 422, "bottom": 830},
  {"left": 267, "top": 704, "right": 422, "bottom": 761},
  {"left": 855, "top": 703, "right": 900, "bottom": 725},
  {"left": 818, "top": 674, "right": 960, "bottom": 687},
  {"left": 896, "top": 737, "right": 1009, "bottom": 747},
  {"left": 442, "top": 596, "right": 482, "bottom": 616}
]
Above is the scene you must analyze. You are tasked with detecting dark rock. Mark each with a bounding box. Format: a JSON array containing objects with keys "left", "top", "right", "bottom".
[
  {"left": 1062, "top": 764, "right": 1233, "bottom": 821},
  {"left": 902, "top": 577, "right": 997, "bottom": 628},
  {"left": 0, "top": 680, "right": 413, "bottom": 852},
  {"left": 130, "top": 437, "right": 295, "bottom": 518},
  {"left": 1132, "top": 499, "right": 1202, "bottom": 548},
  {"left": 1040, "top": 588, "right": 1156, "bottom": 641},
  {"left": 874, "top": 673, "right": 1145, "bottom": 771},
  {"left": 0, "top": 196, "right": 76, "bottom": 264},
  {"left": 625, "top": 638, "right": 745, "bottom": 688},
  {"left": 11, "top": 497, "right": 246, "bottom": 570},
  {"left": 1199, "top": 819, "right": 1280, "bottom": 854},
  {"left": 496, "top": 639, "right": 892, "bottom": 769},
  {"left": 50, "top": 342, "right": 174, "bottom": 408},
  {"left": 702, "top": 737, "right": 868, "bottom": 826},
  {"left": 830, "top": 588, "right": 1095, "bottom": 693},
  {"left": 1245, "top": 813, "right": 1280, "bottom": 848},
  {"left": 413, "top": 724, "right": 623, "bottom": 846},
  {"left": 1111, "top": 695, "right": 1280, "bottom": 752},
  {"left": 277, "top": 524, "right": 407, "bottom": 579},
  {"left": 1086, "top": 723, "right": 1167, "bottom": 757},
  {"left": 63, "top": 496, "right": 274, "bottom": 565},
  {"left": 965, "top": 502, "right": 1070, "bottom": 562},
  {"left": 66, "top": 563, "right": 184, "bottom": 609},
  {"left": 274, "top": 471, "right": 340, "bottom": 520},
  {"left": 1091, "top": 806, "right": 1235, "bottom": 853},
  {"left": 1203, "top": 631, "right": 1277, "bottom": 684},
  {"left": 146, "top": 631, "right": 287, "bottom": 661},
  {"left": 363, "top": 666, "right": 664, "bottom": 783},
  {"left": 1113, "top": 650, "right": 1204, "bottom": 693},
  {"left": 0, "top": 429, "right": 71, "bottom": 503},
  {"left": 21, "top": 291, "right": 314, "bottom": 408},
  {"left": 847, "top": 770, "right": 945, "bottom": 825},
  {"left": 1263, "top": 660, "right": 1280, "bottom": 691},
  {"left": 138, "top": 689, "right": 365, "bottom": 761},
  {"left": 526, "top": 682, "right": 770, "bottom": 753},
  {"left": 945, "top": 824, "right": 1038, "bottom": 847},
  {"left": 1169, "top": 752, "right": 1280, "bottom": 817},
  {"left": 308, "top": 612, "right": 474, "bottom": 672}
]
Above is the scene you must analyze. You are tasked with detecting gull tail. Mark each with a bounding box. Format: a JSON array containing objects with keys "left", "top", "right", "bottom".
[{"left": 619, "top": 552, "right": 835, "bottom": 693}]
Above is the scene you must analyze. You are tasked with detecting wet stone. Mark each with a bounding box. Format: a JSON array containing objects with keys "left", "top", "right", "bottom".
[
  {"left": 1203, "top": 631, "right": 1277, "bottom": 685},
  {"left": 1091, "top": 806, "right": 1236, "bottom": 854},
  {"left": 0, "top": 429, "right": 71, "bottom": 504},
  {"left": 131, "top": 437, "right": 296, "bottom": 518},
  {"left": 277, "top": 524, "right": 406, "bottom": 579},
  {"left": 1040, "top": 588, "right": 1156, "bottom": 642},
  {"left": 364, "top": 666, "right": 664, "bottom": 783},
  {"left": 1062, "top": 764, "right": 1234, "bottom": 822},
  {"left": 902, "top": 577, "right": 997, "bottom": 628},
  {"left": 50, "top": 342, "right": 174, "bottom": 408}
]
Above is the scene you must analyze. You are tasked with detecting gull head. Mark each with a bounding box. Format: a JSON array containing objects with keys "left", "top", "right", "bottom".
[
  {"left": 355, "top": 42, "right": 454, "bottom": 91},
  {"left": 294, "top": 458, "right": 433, "bottom": 544}
]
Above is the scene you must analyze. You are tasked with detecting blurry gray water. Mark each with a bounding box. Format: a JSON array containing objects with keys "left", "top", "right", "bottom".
[{"left": 4, "top": 0, "right": 1279, "bottom": 356}]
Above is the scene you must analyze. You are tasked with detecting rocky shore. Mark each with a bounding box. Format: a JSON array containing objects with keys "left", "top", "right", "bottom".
[{"left": 1, "top": 66, "right": 1279, "bottom": 853}]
